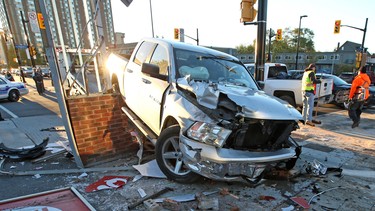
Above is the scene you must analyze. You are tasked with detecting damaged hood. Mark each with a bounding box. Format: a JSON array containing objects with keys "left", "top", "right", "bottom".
[{"left": 177, "top": 78, "right": 302, "bottom": 120}]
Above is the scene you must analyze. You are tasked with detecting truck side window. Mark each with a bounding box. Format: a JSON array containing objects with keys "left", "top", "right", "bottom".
[
  {"left": 150, "top": 45, "right": 169, "bottom": 76},
  {"left": 134, "top": 41, "right": 155, "bottom": 66}
]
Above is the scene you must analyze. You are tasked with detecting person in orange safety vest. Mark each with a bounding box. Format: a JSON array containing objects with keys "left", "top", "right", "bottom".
[{"left": 347, "top": 66, "right": 371, "bottom": 128}]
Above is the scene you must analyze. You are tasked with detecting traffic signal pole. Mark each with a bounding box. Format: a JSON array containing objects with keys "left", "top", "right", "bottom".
[
  {"left": 254, "top": 0, "right": 267, "bottom": 82},
  {"left": 340, "top": 18, "right": 368, "bottom": 51},
  {"left": 20, "top": 11, "right": 36, "bottom": 68}
]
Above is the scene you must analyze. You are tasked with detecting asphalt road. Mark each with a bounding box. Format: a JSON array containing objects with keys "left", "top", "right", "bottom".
[{"left": 0, "top": 77, "right": 60, "bottom": 118}]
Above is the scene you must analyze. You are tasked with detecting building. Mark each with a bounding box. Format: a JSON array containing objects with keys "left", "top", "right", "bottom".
[
  {"left": 237, "top": 41, "right": 371, "bottom": 74},
  {"left": 0, "top": 0, "right": 115, "bottom": 64}
]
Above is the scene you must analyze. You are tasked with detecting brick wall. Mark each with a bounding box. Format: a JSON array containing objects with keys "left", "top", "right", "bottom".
[{"left": 67, "top": 94, "right": 138, "bottom": 165}]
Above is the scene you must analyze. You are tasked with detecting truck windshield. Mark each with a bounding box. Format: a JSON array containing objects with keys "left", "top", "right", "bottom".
[{"left": 175, "top": 49, "right": 258, "bottom": 89}]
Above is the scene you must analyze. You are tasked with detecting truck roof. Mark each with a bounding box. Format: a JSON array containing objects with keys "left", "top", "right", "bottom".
[{"left": 139, "top": 37, "right": 239, "bottom": 61}]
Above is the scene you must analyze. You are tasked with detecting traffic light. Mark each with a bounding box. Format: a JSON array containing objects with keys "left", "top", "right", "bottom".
[
  {"left": 355, "top": 52, "right": 362, "bottom": 69},
  {"left": 276, "top": 29, "right": 282, "bottom": 41},
  {"left": 174, "top": 28, "right": 179, "bottom": 40},
  {"left": 240, "top": 0, "right": 257, "bottom": 23},
  {"left": 29, "top": 46, "right": 36, "bottom": 56},
  {"left": 334, "top": 20, "right": 341, "bottom": 34}
]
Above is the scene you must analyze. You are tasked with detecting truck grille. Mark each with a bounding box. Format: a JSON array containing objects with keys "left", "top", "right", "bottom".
[{"left": 225, "top": 120, "right": 296, "bottom": 151}]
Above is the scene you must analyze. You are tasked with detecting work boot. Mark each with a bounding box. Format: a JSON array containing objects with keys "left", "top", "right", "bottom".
[
  {"left": 351, "top": 121, "right": 360, "bottom": 128},
  {"left": 312, "top": 119, "right": 321, "bottom": 124},
  {"left": 306, "top": 121, "right": 315, "bottom": 127}
]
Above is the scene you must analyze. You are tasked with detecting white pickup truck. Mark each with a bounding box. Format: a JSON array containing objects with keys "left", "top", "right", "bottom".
[
  {"left": 245, "top": 63, "right": 333, "bottom": 107},
  {"left": 107, "top": 38, "right": 304, "bottom": 184}
]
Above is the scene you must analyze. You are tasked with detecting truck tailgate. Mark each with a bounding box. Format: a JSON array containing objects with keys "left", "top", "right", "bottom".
[{"left": 316, "top": 78, "right": 333, "bottom": 97}]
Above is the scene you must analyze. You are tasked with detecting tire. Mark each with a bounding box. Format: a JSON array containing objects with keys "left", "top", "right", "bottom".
[
  {"left": 155, "top": 125, "right": 200, "bottom": 183},
  {"left": 8, "top": 90, "right": 20, "bottom": 102},
  {"left": 279, "top": 95, "right": 296, "bottom": 107}
]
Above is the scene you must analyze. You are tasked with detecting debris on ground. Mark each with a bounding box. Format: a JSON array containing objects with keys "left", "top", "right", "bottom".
[
  {"left": 40, "top": 126, "right": 65, "bottom": 132},
  {"left": 258, "top": 195, "right": 276, "bottom": 201},
  {"left": 161, "top": 198, "right": 181, "bottom": 211},
  {"left": 219, "top": 188, "right": 239, "bottom": 199},
  {"left": 85, "top": 175, "right": 130, "bottom": 192},
  {"left": 132, "top": 159, "right": 166, "bottom": 178},
  {"left": 196, "top": 192, "right": 219, "bottom": 210},
  {"left": 290, "top": 196, "right": 310, "bottom": 209},
  {"left": 0, "top": 138, "right": 49, "bottom": 160},
  {"left": 128, "top": 187, "right": 173, "bottom": 210}
]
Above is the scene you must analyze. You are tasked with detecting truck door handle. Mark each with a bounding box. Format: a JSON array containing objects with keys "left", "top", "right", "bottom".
[
  {"left": 142, "top": 78, "right": 151, "bottom": 84},
  {"left": 127, "top": 69, "right": 133, "bottom": 73}
]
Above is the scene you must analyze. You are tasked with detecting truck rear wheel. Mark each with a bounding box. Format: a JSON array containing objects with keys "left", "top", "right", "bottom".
[
  {"left": 279, "top": 95, "right": 296, "bottom": 107},
  {"left": 156, "top": 125, "right": 200, "bottom": 183}
]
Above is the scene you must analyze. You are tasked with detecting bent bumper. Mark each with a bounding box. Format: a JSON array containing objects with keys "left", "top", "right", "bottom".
[{"left": 180, "top": 134, "right": 298, "bottom": 181}]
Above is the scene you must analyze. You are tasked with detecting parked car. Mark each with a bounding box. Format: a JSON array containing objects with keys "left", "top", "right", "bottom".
[
  {"left": 316, "top": 73, "right": 375, "bottom": 108},
  {"left": 0, "top": 75, "right": 29, "bottom": 102},
  {"left": 21, "top": 67, "right": 34, "bottom": 77},
  {"left": 367, "top": 70, "right": 375, "bottom": 85},
  {"left": 338, "top": 72, "right": 354, "bottom": 83},
  {"left": 41, "top": 68, "right": 51, "bottom": 77}
]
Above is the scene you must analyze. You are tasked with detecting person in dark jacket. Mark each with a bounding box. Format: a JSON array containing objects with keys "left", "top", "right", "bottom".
[
  {"left": 33, "top": 69, "right": 44, "bottom": 95},
  {"left": 5, "top": 70, "right": 14, "bottom": 81},
  {"left": 301, "top": 63, "right": 321, "bottom": 127}
]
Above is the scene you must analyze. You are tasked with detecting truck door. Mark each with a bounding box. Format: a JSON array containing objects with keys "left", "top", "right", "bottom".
[{"left": 138, "top": 44, "right": 170, "bottom": 134}]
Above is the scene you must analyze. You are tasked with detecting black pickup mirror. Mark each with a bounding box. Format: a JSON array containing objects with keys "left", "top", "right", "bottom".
[{"left": 141, "top": 63, "right": 168, "bottom": 81}]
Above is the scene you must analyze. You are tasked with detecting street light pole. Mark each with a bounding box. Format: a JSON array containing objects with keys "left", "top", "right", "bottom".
[
  {"left": 295, "top": 15, "right": 307, "bottom": 69},
  {"left": 149, "top": 0, "right": 154, "bottom": 38}
]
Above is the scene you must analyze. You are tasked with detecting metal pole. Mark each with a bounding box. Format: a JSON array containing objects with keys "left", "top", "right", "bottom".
[
  {"left": 149, "top": 0, "right": 154, "bottom": 38},
  {"left": 196, "top": 28, "right": 199, "bottom": 46},
  {"left": 295, "top": 15, "right": 307, "bottom": 70},
  {"left": 37, "top": 0, "right": 84, "bottom": 168},
  {"left": 268, "top": 28, "right": 272, "bottom": 62},
  {"left": 361, "top": 18, "right": 368, "bottom": 51},
  {"left": 20, "top": 11, "right": 36, "bottom": 68},
  {"left": 254, "top": 0, "right": 267, "bottom": 82}
]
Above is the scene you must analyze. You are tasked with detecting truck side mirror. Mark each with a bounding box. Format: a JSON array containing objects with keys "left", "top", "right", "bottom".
[{"left": 141, "top": 63, "right": 168, "bottom": 81}]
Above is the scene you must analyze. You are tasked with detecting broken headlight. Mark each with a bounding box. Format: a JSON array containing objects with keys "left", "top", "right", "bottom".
[{"left": 187, "top": 122, "right": 231, "bottom": 148}]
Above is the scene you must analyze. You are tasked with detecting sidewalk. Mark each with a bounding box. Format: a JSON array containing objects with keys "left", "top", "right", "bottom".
[{"left": 0, "top": 115, "right": 67, "bottom": 149}]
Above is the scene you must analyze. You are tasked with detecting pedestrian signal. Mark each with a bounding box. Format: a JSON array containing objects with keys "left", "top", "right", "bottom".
[
  {"left": 240, "top": 0, "right": 257, "bottom": 23},
  {"left": 334, "top": 20, "right": 341, "bottom": 34},
  {"left": 276, "top": 29, "right": 282, "bottom": 41}
]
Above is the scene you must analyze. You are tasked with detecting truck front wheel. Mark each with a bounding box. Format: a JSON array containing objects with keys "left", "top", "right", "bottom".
[{"left": 156, "top": 125, "right": 200, "bottom": 183}]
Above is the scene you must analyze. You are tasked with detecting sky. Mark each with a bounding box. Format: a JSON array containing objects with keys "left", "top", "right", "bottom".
[{"left": 111, "top": 0, "right": 375, "bottom": 53}]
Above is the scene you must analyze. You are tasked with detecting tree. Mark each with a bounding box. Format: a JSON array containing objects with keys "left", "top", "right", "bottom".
[
  {"left": 236, "top": 40, "right": 256, "bottom": 54},
  {"left": 236, "top": 28, "right": 316, "bottom": 63},
  {"left": 270, "top": 27, "right": 315, "bottom": 54}
]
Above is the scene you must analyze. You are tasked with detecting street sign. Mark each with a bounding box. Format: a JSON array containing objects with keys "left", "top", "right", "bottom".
[
  {"left": 28, "top": 12, "right": 39, "bottom": 33},
  {"left": 15, "top": 44, "right": 28, "bottom": 49}
]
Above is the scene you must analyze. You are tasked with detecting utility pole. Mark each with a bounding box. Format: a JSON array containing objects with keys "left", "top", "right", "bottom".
[
  {"left": 20, "top": 11, "right": 36, "bottom": 68},
  {"left": 255, "top": 0, "right": 267, "bottom": 81},
  {"left": 268, "top": 28, "right": 274, "bottom": 62}
]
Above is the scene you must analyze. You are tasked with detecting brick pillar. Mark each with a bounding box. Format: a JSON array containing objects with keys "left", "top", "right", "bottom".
[{"left": 67, "top": 94, "right": 138, "bottom": 165}]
